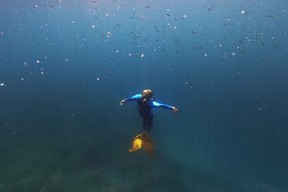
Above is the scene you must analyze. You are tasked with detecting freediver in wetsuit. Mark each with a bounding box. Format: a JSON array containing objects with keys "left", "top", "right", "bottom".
[{"left": 120, "top": 89, "right": 178, "bottom": 133}]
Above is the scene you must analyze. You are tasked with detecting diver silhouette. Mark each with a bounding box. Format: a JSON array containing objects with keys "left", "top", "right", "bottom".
[
  {"left": 120, "top": 89, "right": 178, "bottom": 155},
  {"left": 120, "top": 89, "right": 178, "bottom": 133}
]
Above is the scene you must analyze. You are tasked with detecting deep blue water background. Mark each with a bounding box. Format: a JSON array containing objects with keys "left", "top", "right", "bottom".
[{"left": 0, "top": 0, "right": 288, "bottom": 191}]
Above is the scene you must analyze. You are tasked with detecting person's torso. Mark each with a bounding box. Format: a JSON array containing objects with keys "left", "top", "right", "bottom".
[{"left": 137, "top": 98, "right": 153, "bottom": 114}]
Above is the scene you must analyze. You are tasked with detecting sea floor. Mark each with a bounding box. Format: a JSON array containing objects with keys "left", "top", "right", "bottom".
[{"left": 0, "top": 130, "right": 278, "bottom": 192}]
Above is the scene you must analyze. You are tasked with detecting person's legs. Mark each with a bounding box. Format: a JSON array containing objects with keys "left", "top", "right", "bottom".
[
  {"left": 146, "top": 113, "right": 153, "bottom": 133},
  {"left": 143, "top": 113, "right": 153, "bottom": 133},
  {"left": 142, "top": 116, "right": 147, "bottom": 131}
]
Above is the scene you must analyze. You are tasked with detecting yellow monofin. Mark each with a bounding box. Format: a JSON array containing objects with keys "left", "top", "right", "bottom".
[{"left": 129, "top": 131, "right": 154, "bottom": 155}]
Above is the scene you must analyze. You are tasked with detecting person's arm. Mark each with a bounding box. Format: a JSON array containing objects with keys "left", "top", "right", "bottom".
[
  {"left": 152, "top": 101, "right": 178, "bottom": 112},
  {"left": 120, "top": 94, "right": 141, "bottom": 105}
]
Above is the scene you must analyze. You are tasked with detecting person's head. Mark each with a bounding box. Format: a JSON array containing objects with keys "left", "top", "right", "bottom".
[{"left": 142, "top": 89, "right": 153, "bottom": 99}]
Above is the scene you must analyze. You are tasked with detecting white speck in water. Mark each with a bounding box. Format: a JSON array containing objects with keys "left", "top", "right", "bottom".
[
  {"left": 232, "top": 52, "right": 236, "bottom": 56},
  {"left": 36, "top": 59, "right": 40, "bottom": 64},
  {"left": 107, "top": 31, "right": 111, "bottom": 38},
  {"left": 241, "top": 10, "right": 245, "bottom": 14},
  {"left": 204, "top": 53, "right": 208, "bottom": 57},
  {"left": 141, "top": 53, "right": 144, "bottom": 58}
]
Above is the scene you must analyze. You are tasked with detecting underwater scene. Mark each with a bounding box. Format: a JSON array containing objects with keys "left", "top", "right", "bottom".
[{"left": 0, "top": 0, "right": 288, "bottom": 191}]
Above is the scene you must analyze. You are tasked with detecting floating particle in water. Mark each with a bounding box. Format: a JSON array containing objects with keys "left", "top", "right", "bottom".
[
  {"left": 232, "top": 52, "right": 236, "bottom": 56},
  {"left": 107, "top": 31, "right": 112, "bottom": 38},
  {"left": 128, "top": 53, "right": 132, "bottom": 57},
  {"left": 36, "top": 59, "right": 40, "bottom": 64},
  {"left": 21, "top": 78, "right": 24, "bottom": 81},
  {"left": 241, "top": 10, "right": 245, "bottom": 14},
  {"left": 224, "top": 17, "right": 231, "bottom": 21},
  {"left": 141, "top": 53, "right": 144, "bottom": 58},
  {"left": 91, "top": 24, "right": 96, "bottom": 28},
  {"left": 182, "top": 14, "right": 187, "bottom": 19},
  {"left": 204, "top": 53, "right": 208, "bottom": 57},
  {"left": 72, "top": 20, "right": 75, "bottom": 24},
  {"left": 258, "top": 107, "right": 263, "bottom": 112},
  {"left": 96, "top": 77, "right": 100, "bottom": 81},
  {"left": 0, "top": 82, "right": 6, "bottom": 87}
]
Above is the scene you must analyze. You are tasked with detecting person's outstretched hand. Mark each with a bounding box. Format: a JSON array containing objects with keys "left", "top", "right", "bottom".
[
  {"left": 172, "top": 107, "right": 178, "bottom": 113},
  {"left": 120, "top": 100, "right": 126, "bottom": 106}
]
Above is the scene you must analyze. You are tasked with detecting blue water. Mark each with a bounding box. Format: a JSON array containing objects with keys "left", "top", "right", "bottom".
[{"left": 0, "top": 0, "right": 288, "bottom": 191}]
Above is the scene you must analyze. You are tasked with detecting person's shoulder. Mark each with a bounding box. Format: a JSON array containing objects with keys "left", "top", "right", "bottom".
[
  {"left": 152, "top": 101, "right": 161, "bottom": 106},
  {"left": 131, "top": 94, "right": 142, "bottom": 99}
]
